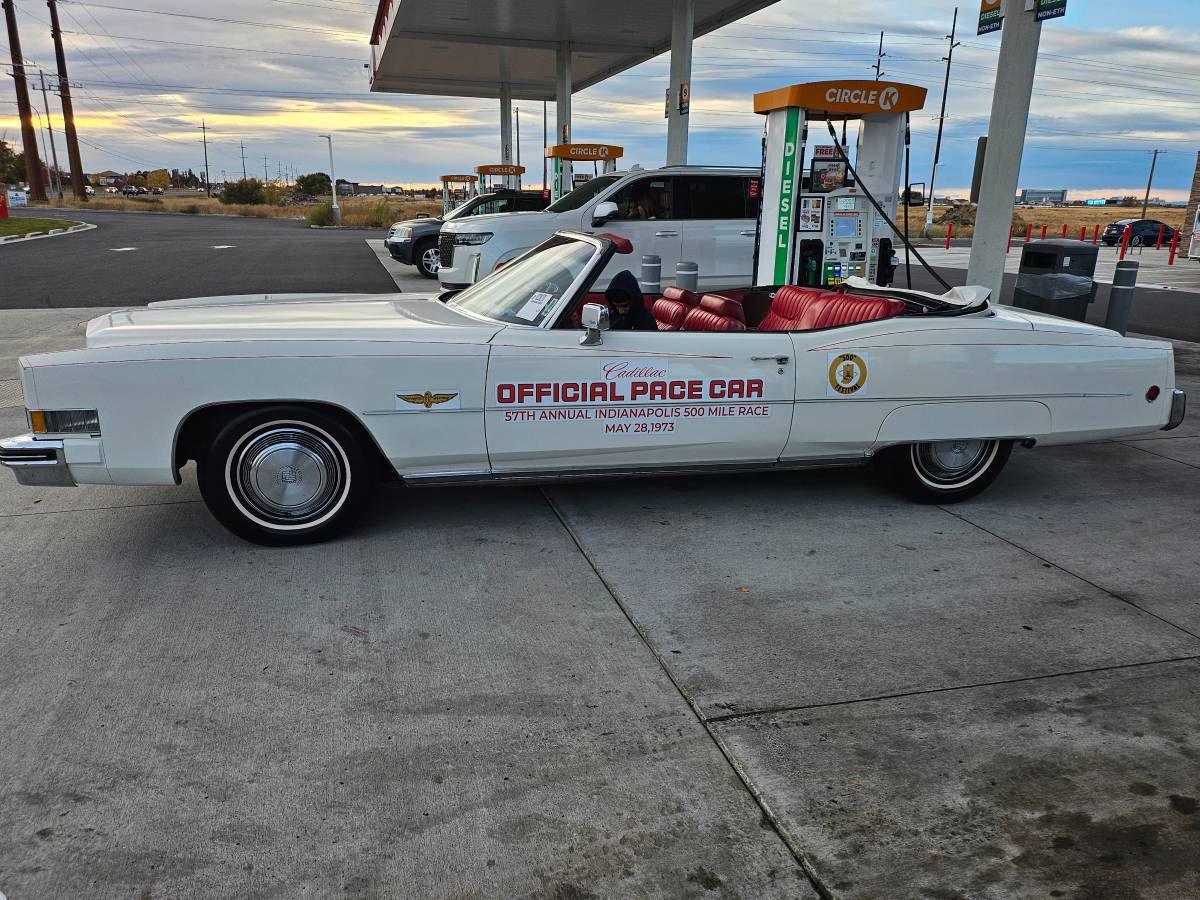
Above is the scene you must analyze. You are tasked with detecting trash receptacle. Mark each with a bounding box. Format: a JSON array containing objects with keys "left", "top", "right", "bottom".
[{"left": 1011, "top": 238, "right": 1099, "bottom": 322}]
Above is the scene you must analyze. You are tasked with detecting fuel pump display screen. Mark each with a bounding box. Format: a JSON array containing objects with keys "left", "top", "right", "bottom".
[{"left": 832, "top": 215, "right": 859, "bottom": 238}]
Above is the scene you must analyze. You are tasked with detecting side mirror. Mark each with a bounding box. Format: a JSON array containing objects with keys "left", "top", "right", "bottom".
[
  {"left": 579, "top": 302, "right": 610, "bottom": 346},
  {"left": 591, "top": 200, "right": 618, "bottom": 226}
]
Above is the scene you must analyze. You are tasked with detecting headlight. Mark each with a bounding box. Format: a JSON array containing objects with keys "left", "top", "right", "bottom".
[
  {"left": 391, "top": 226, "right": 412, "bottom": 239},
  {"left": 454, "top": 232, "right": 493, "bottom": 245},
  {"left": 28, "top": 409, "right": 101, "bottom": 435}
]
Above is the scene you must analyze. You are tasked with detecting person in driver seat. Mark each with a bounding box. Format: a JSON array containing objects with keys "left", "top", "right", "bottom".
[{"left": 605, "top": 270, "right": 655, "bottom": 331}]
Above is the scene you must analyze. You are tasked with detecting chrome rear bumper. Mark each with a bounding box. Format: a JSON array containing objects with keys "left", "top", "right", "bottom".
[
  {"left": 1164, "top": 389, "right": 1186, "bottom": 431},
  {"left": 0, "top": 434, "right": 76, "bottom": 486}
]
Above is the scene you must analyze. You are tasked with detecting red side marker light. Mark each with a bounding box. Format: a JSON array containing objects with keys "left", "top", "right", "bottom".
[{"left": 1146, "top": 386, "right": 1161, "bottom": 403}]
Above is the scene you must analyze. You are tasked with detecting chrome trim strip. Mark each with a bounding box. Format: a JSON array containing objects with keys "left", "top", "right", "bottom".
[
  {"left": 0, "top": 434, "right": 76, "bottom": 486},
  {"left": 1164, "top": 389, "right": 1186, "bottom": 431},
  {"left": 401, "top": 457, "right": 866, "bottom": 486}
]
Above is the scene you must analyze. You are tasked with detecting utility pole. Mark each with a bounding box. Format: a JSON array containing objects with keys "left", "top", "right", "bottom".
[
  {"left": 873, "top": 31, "right": 886, "bottom": 80},
  {"left": 36, "top": 71, "right": 62, "bottom": 198},
  {"left": 48, "top": 0, "right": 86, "bottom": 200},
  {"left": 1140, "top": 149, "right": 1160, "bottom": 219},
  {"left": 263, "top": 155, "right": 269, "bottom": 183},
  {"left": 3, "top": 0, "right": 47, "bottom": 201},
  {"left": 239, "top": 140, "right": 247, "bottom": 179},
  {"left": 514, "top": 107, "right": 521, "bottom": 189},
  {"left": 925, "top": 6, "right": 960, "bottom": 236},
  {"left": 319, "top": 134, "right": 340, "bottom": 225},
  {"left": 542, "top": 100, "right": 547, "bottom": 192},
  {"left": 200, "top": 119, "right": 211, "bottom": 197}
]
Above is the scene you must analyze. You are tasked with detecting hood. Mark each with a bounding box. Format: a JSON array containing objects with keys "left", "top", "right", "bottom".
[
  {"left": 85, "top": 293, "right": 503, "bottom": 349},
  {"left": 391, "top": 216, "right": 441, "bottom": 229},
  {"left": 442, "top": 210, "right": 558, "bottom": 233}
]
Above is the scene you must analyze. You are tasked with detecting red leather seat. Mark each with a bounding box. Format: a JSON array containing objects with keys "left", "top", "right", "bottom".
[
  {"left": 652, "top": 286, "right": 700, "bottom": 331},
  {"left": 758, "top": 286, "right": 904, "bottom": 332},
  {"left": 682, "top": 294, "right": 747, "bottom": 332}
]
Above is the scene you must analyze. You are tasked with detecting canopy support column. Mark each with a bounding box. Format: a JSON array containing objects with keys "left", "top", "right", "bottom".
[
  {"left": 966, "top": 0, "right": 1042, "bottom": 305},
  {"left": 554, "top": 41, "right": 573, "bottom": 200},
  {"left": 500, "top": 82, "right": 515, "bottom": 190},
  {"left": 666, "top": 0, "right": 694, "bottom": 166}
]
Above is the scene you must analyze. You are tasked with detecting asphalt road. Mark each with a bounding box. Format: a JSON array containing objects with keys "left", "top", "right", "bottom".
[{"left": 0, "top": 208, "right": 398, "bottom": 309}]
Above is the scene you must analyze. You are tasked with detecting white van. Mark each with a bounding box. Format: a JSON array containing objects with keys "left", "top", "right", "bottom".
[{"left": 436, "top": 166, "right": 760, "bottom": 292}]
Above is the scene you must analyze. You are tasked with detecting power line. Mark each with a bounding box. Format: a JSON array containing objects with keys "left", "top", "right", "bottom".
[
  {"left": 58, "top": 31, "right": 364, "bottom": 61},
  {"left": 57, "top": 2, "right": 362, "bottom": 40}
]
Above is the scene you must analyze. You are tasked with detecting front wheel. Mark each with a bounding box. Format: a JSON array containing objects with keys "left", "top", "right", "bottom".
[
  {"left": 878, "top": 439, "right": 1013, "bottom": 504},
  {"left": 198, "top": 406, "right": 372, "bottom": 545},
  {"left": 415, "top": 239, "right": 440, "bottom": 278}
]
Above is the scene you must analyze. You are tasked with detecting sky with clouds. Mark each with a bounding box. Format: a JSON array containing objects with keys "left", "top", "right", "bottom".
[{"left": 2, "top": 0, "right": 1197, "bottom": 199}]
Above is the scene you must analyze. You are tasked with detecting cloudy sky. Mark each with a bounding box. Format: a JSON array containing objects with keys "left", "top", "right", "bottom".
[{"left": 2, "top": 0, "right": 1197, "bottom": 199}]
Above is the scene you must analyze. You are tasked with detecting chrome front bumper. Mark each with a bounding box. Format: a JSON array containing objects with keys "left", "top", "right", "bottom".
[
  {"left": 1164, "top": 389, "right": 1187, "bottom": 431},
  {"left": 0, "top": 434, "right": 76, "bottom": 486}
]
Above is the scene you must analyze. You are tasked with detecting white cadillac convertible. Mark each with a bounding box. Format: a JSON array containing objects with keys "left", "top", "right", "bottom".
[{"left": 0, "top": 231, "right": 1186, "bottom": 544}]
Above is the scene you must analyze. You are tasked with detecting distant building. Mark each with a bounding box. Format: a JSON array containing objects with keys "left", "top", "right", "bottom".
[
  {"left": 355, "top": 184, "right": 386, "bottom": 195},
  {"left": 92, "top": 170, "right": 123, "bottom": 186},
  {"left": 1018, "top": 188, "right": 1068, "bottom": 205}
]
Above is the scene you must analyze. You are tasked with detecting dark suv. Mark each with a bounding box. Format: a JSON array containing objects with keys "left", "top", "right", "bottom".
[
  {"left": 1102, "top": 218, "right": 1177, "bottom": 247},
  {"left": 385, "top": 189, "right": 548, "bottom": 278}
]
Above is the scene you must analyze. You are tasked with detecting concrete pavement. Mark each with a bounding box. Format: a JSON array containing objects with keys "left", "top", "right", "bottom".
[{"left": 1, "top": 306, "right": 1198, "bottom": 898}]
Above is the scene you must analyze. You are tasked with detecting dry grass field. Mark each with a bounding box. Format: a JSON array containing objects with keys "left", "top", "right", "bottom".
[
  {"left": 32, "top": 194, "right": 443, "bottom": 227},
  {"left": 899, "top": 204, "right": 1187, "bottom": 240}
]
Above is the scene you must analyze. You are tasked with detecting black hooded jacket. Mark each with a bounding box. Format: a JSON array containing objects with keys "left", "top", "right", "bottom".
[{"left": 605, "top": 270, "right": 656, "bottom": 331}]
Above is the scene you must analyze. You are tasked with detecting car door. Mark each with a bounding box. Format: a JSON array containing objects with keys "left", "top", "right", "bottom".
[
  {"left": 589, "top": 176, "right": 684, "bottom": 287},
  {"left": 484, "top": 324, "right": 795, "bottom": 473},
  {"left": 679, "top": 175, "right": 759, "bottom": 290}
]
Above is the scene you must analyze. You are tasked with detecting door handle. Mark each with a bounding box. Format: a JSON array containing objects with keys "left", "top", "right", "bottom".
[
  {"left": 739, "top": 230, "right": 757, "bottom": 236},
  {"left": 654, "top": 230, "right": 679, "bottom": 237},
  {"left": 751, "top": 355, "right": 790, "bottom": 364}
]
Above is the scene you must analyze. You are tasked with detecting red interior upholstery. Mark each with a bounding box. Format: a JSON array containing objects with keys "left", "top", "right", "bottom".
[
  {"left": 652, "top": 297, "right": 689, "bottom": 330},
  {"left": 758, "top": 286, "right": 904, "bottom": 332},
  {"left": 662, "top": 286, "right": 699, "bottom": 306},
  {"left": 682, "top": 293, "right": 747, "bottom": 332}
]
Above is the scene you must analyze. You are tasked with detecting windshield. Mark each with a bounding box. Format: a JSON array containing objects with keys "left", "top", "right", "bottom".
[
  {"left": 447, "top": 236, "right": 599, "bottom": 326},
  {"left": 545, "top": 175, "right": 622, "bottom": 213},
  {"left": 444, "top": 197, "right": 479, "bottom": 221}
]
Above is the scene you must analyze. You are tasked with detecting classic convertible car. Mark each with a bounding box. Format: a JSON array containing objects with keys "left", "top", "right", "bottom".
[{"left": 0, "top": 231, "right": 1186, "bottom": 544}]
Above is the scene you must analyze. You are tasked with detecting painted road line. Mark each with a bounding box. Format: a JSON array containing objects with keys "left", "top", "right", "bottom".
[
  {"left": 211, "top": 245, "right": 236, "bottom": 249},
  {"left": 109, "top": 247, "right": 138, "bottom": 252}
]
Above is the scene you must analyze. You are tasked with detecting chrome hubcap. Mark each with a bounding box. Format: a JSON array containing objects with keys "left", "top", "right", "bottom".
[
  {"left": 232, "top": 426, "right": 344, "bottom": 524},
  {"left": 422, "top": 246, "right": 440, "bottom": 272},
  {"left": 912, "top": 439, "right": 996, "bottom": 488}
]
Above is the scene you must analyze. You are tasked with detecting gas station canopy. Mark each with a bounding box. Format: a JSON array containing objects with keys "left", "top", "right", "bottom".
[{"left": 369, "top": 0, "right": 779, "bottom": 100}]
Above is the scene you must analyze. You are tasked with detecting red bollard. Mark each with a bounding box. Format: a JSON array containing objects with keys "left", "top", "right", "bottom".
[
  {"left": 1007, "top": 224, "right": 1013, "bottom": 254},
  {"left": 945, "top": 223, "right": 953, "bottom": 250},
  {"left": 1119, "top": 224, "right": 1132, "bottom": 260},
  {"left": 1025, "top": 223, "right": 1033, "bottom": 244},
  {"left": 1079, "top": 226, "right": 1086, "bottom": 241},
  {"left": 1061, "top": 223, "right": 1069, "bottom": 238},
  {"left": 1156, "top": 223, "right": 1165, "bottom": 249},
  {"left": 1168, "top": 231, "right": 1180, "bottom": 265},
  {"left": 1092, "top": 224, "right": 1100, "bottom": 244},
  {"left": 1040, "top": 224, "right": 1048, "bottom": 240}
]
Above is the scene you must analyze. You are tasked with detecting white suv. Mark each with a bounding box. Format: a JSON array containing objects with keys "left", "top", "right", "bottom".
[{"left": 436, "top": 167, "right": 760, "bottom": 291}]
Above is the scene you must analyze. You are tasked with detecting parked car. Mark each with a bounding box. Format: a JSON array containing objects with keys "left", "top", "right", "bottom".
[
  {"left": 0, "top": 231, "right": 1184, "bottom": 545},
  {"left": 385, "top": 189, "right": 548, "bottom": 278},
  {"left": 121, "top": 186, "right": 137, "bottom": 196},
  {"left": 438, "top": 167, "right": 761, "bottom": 291},
  {"left": 1102, "top": 218, "right": 1176, "bottom": 247}
]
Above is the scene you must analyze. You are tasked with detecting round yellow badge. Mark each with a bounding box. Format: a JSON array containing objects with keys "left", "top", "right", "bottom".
[{"left": 828, "top": 353, "right": 868, "bottom": 395}]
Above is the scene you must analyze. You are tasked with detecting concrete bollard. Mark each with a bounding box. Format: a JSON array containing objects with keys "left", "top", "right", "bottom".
[
  {"left": 1105, "top": 260, "right": 1139, "bottom": 336},
  {"left": 675, "top": 260, "right": 699, "bottom": 293},
  {"left": 640, "top": 254, "right": 662, "bottom": 295}
]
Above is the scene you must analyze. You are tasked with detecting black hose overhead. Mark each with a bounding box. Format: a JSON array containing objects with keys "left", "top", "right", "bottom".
[{"left": 825, "top": 119, "right": 952, "bottom": 292}]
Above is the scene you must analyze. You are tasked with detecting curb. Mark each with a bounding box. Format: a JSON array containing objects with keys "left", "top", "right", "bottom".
[
  {"left": 308, "top": 224, "right": 385, "bottom": 231},
  {"left": 0, "top": 221, "right": 96, "bottom": 245}
]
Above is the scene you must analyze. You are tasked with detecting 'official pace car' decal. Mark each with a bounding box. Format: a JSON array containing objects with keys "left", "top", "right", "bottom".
[
  {"left": 827, "top": 352, "right": 868, "bottom": 397},
  {"left": 396, "top": 390, "right": 461, "bottom": 410},
  {"left": 495, "top": 359, "right": 771, "bottom": 434}
]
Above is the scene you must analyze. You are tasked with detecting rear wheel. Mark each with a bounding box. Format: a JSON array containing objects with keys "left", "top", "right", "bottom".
[
  {"left": 415, "top": 239, "right": 440, "bottom": 278},
  {"left": 879, "top": 439, "right": 1013, "bottom": 504},
  {"left": 198, "top": 406, "right": 372, "bottom": 545}
]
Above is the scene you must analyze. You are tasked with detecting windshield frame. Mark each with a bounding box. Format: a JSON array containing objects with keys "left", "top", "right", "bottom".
[
  {"left": 445, "top": 232, "right": 610, "bottom": 329},
  {"left": 544, "top": 174, "right": 623, "bottom": 213}
]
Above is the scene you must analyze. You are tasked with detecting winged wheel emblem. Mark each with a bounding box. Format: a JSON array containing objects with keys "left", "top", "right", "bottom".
[{"left": 397, "top": 391, "right": 459, "bottom": 409}]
